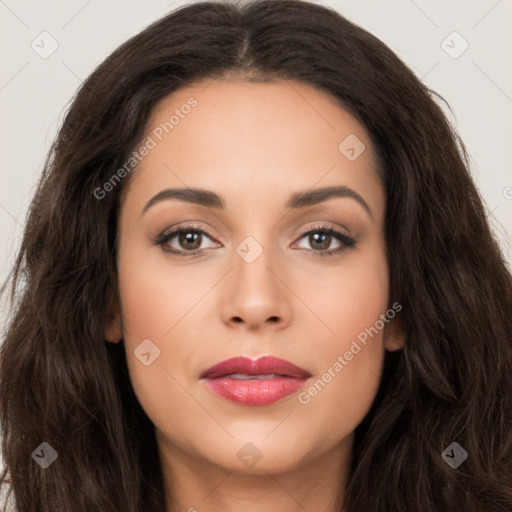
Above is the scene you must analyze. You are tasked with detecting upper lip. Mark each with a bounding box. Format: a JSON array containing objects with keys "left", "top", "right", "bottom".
[{"left": 200, "top": 356, "right": 311, "bottom": 379}]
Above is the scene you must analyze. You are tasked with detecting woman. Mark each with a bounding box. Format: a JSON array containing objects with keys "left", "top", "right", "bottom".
[{"left": 1, "top": 1, "right": 511, "bottom": 510}]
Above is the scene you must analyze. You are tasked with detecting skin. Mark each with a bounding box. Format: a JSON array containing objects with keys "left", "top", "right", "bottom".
[{"left": 106, "top": 78, "right": 404, "bottom": 512}]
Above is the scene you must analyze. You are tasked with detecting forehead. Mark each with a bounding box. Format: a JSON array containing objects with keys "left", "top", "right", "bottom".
[{"left": 122, "top": 79, "right": 383, "bottom": 217}]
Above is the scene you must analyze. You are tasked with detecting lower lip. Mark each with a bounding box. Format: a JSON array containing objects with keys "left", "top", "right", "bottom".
[{"left": 203, "top": 377, "right": 309, "bottom": 405}]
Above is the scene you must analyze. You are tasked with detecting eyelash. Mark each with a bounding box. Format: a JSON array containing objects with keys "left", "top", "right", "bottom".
[{"left": 154, "top": 223, "right": 356, "bottom": 258}]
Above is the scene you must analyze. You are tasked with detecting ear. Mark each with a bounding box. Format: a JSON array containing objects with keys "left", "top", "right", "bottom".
[
  {"left": 383, "top": 313, "right": 405, "bottom": 352},
  {"left": 105, "top": 295, "right": 123, "bottom": 343}
]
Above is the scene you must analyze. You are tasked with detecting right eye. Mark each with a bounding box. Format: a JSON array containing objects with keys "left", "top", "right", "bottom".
[{"left": 155, "top": 224, "right": 221, "bottom": 256}]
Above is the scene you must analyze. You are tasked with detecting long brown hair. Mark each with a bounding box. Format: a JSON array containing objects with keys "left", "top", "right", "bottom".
[{"left": 1, "top": 1, "right": 511, "bottom": 510}]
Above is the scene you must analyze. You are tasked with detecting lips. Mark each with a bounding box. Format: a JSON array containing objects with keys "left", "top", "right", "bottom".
[
  {"left": 200, "top": 356, "right": 311, "bottom": 406},
  {"left": 200, "top": 356, "right": 311, "bottom": 380}
]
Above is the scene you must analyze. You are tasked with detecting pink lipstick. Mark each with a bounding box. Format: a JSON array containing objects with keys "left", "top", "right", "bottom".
[{"left": 200, "top": 356, "right": 311, "bottom": 406}]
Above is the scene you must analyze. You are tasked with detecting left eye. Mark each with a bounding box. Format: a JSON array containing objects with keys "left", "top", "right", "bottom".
[
  {"left": 295, "top": 230, "right": 343, "bottom": 251},
  {"left": 291, "top": 226, "right": 356, "bottom": 257}
]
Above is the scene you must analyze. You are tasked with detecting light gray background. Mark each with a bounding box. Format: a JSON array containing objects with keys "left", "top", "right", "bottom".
[{"left": 1, "top": 0, "right": 511, "bottom": 334}]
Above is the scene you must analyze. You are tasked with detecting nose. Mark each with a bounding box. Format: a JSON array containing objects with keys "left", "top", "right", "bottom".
[{"left": 221, "top": 243, "right": 293, "bottom": 332}]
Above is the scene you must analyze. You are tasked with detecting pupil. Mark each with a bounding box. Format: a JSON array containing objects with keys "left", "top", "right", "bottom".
[
  {"left": 311, "top": 233, "right": 330, "bottom": 250},
  {"left": 180, "top": 231, "right": 201, "bottom": 250}
]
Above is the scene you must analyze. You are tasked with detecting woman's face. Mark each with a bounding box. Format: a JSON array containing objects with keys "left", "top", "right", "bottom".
[{"left": 108, "top": 79, "right": 402, "bottom": 475}]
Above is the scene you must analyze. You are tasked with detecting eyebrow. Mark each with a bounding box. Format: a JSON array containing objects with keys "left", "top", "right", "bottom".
[{"left": 140, "top": 185, "right": 373, "bottom": 219}]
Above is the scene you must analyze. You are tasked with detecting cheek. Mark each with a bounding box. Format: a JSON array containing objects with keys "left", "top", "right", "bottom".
[
  {"left": 117, "top": 245, "right": 199, "bottom": 341},
  {"left": 115, "top": 243, "right": 200, "bottom": 415},
  {"left": 294, "top": 247, "right": 389, "bottom": 433},
  {"left": 301, "top": 243, "right": 389, "bottom": 354}
]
